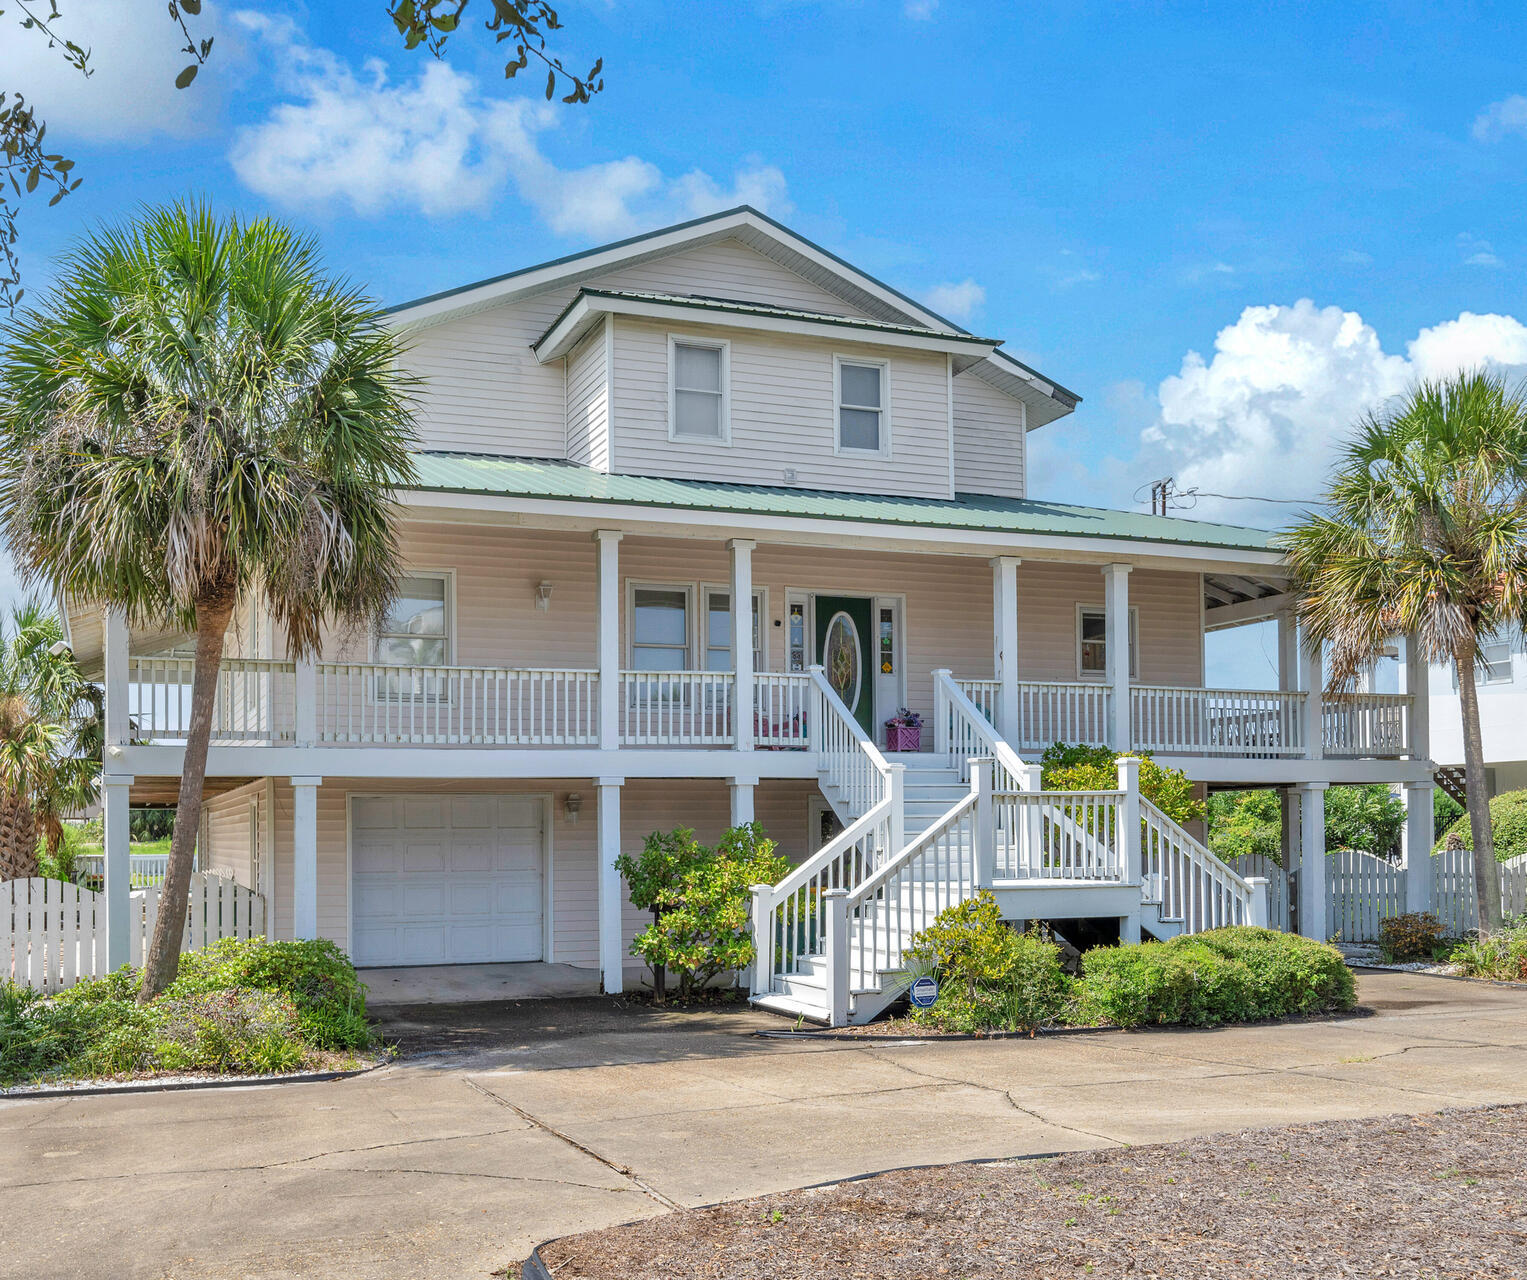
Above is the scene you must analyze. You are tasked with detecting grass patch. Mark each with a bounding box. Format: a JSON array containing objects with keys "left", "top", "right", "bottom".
[
  {"left": 1449, "top": 919, "right": 1527, "bottom": 982},
  {"left": 0, "top": 937, "right": 376, "bottom": 1088}
]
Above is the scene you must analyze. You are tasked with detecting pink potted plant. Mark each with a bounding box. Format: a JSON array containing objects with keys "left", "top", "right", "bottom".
[{"left": 885, "top": 708, "right": 922, "bottom": 753}]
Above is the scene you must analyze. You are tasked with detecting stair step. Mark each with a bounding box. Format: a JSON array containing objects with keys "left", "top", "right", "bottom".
[{"left": 750, "top": 992, "right": 829, "bottom": 1023}]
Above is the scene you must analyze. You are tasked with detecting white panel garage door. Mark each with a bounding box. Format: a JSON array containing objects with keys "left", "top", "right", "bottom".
[{"left": 351, "top": 794, "right": 545, "bottom": 967}]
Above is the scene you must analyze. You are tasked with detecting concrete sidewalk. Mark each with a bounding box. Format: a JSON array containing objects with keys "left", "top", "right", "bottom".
[{"left": 2, "top": 970, "right": 1524, "bottom": 1280}]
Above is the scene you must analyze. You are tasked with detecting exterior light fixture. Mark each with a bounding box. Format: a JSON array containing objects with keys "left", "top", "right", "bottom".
[
  {"left": 564, "top": 792, "right": 582, "bottom": 824},
  {"left": 536, "top": 581, "right": 554, "bottom": 611}
]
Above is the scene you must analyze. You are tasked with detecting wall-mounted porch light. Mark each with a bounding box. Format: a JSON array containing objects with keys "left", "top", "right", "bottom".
[
  {"left": 564, "top": 792, "right": 582, "bottom": 824},
  {"left": 536, "top": 581, "right": 554, "bottom": 611}
]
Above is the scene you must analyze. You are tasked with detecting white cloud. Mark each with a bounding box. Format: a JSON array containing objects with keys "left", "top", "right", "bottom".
[
  {"left": 0, "top": 0, "right": 222, "bottom": 141},
  {"left": 924, "top": 278, "right": 984, "bottom": 321},
  {"left": 229, "top": 13, "right": 790, "bottom": 234},
  {"left": 1339, "top": 249, "right": 1373, "bottom": 266},
  {"left": 905, "top": 0, "right": 939, "bottom": 17},
  {"left": 1138, "top": 300, "right": 1527, "bottom": 520},
  {"left": 1473, "top": 93, "right": 1527, "bottom": 141},
  {"left": 1458, "top": 232, "right": 1504, "bottom": 268}
]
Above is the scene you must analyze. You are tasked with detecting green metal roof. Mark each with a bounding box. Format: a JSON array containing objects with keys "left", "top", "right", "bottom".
[{"left": 408, "top": 454, "right": 1279, "bottom": 554}]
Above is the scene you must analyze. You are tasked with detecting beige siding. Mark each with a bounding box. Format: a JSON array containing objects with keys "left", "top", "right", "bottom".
[
  {"left": 1015, "top": 563, "right": 1203, "bottom": 686},
  {"left": 611, "top": 317, "right": 954, "bottom": 498},
  {"left": 203, "top": 786, "right": 257, "bottom": 886},
  {"left": 953, "top": 371, "right": 1025, "bottom": 499},
  {"left": 565, "top": 322, "right": 610, "bottom": 470},
  {"left": 399, "top": 237, "right": 878, "bottom": 459}
]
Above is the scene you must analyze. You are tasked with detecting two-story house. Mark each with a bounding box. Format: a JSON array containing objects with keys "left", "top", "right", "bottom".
[
  {"left": 1428, "top": 627, "right": 1527, "bottom": 798},
  {"left": 69, "top": 207, "right": 1440, "bottom": 1023}
]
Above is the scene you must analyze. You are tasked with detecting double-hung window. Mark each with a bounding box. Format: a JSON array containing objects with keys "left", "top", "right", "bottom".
[
  {"left": 669, "top": 337, "right": 729, "bottom": 442},
  {"left": 630, "top": 585, "right": 692, "bottom": 708},
  {"left": 703, "top": 588, "right": 766, "bottom": 673},
  {"left": 1481, "top": 640, "right": 1513, "bottom": 685},
  {"left": 375, "top": 573, "right": 450, "bottom": 700},
  {"left": 1078, "top": 605, "right": 1138, "bottom": 680},
  {"left": 836, "top": 357, "right": 888, "bottom": 454}
]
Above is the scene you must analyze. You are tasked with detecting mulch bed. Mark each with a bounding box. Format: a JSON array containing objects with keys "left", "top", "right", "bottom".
[{"left": 534, "top": 1104, "right": 1527, "bottom": 1279}]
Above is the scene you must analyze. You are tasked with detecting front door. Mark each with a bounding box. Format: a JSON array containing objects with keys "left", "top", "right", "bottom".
[{"left": 814, "top": 595, "right": 875, "bottom": 739}]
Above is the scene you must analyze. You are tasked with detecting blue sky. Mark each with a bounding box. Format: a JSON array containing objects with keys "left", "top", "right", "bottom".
[{"left": 5, "top": 0, "right": 1527, "bottom": 687}]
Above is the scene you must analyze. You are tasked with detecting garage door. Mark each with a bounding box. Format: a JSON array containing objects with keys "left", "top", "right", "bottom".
[{"left": 351, "top": 795, "right": 545, "bottom": 967}]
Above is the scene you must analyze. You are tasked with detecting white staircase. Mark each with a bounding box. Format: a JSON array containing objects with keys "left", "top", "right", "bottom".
[{"left": 749, "top": 669, "right": 1269, "bottom": 1026}]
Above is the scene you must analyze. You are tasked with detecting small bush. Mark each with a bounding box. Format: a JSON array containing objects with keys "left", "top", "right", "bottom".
[
  {"left": 1076, "top": 928, "right": 1354, "bottom": 1028},
  {"left": 1379, "top": 912, "right": 1447, "bottom": 964},
  {"left": 1040, "top": 743, "right": 1204, "bottom": 827},
  {"left": 1434, "top": 789, "right": 1527, "bottom": 862},
  {"left": 905, "top": 894, "right": 1074, "bottom": 1035},
  {"left": 1450, "top": 920, "right": 1527, "bottom": 982}
]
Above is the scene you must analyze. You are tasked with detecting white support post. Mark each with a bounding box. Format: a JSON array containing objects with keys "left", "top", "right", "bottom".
[
  {"left": 807, "top": 664, "right": 826, "bottom": 759},
  {"left": 103, "top": 607, "right": 130, "bottom": 750},
  {"left": 1103, "top": 563, "right": 1132, "bottom": 752},
  {"left": 729, "top": 538, "right": 755, "bottom": 751},
  {"left": 729, "top": 776, "right": 757, "bottom": 827},
  {"left": 823, "top": 888, "right": 851, "bottom": 1028},
  {"left": 1116, "top": 755, "right": 1142, "bottom": 886},
  {"left": 1403, "top": 781, "right": 1435, "bottom": 915},
  {"left": 1247, "top": 877, "right": 1271, "bottom": 929},
  {"left": 596, "top": 775, "right": 624, "bottom": 994},
  {"left": 1021, "top": 762, "right": 1043, "bottom": 872},
  {"left": 291, "top": 776, "right": 321, "bottom": 940},
  {"left": 1295, "top": 782, "right": 1328, "bottom": 939},
  {"left": 1404, "top": 632, "right": 1430, "bottom": 762},
  {"left": 1299, "top": 629, "right": 1324, "bottom": 762},
  {"left": 887, "top": 762, "right": 906, "bottom": 857},
  {"left": 991, "top": 556, "right": 1021, "bottom": 739},
  {"left": 749, "top": 883, "right": 773, "bottom": 995},
  {"left": 294, "top": 656, "right": 316, "bottom": 747},
  {"left": 932, "top": 668, "right": 952, "bottom": 760},
  {"left": 101, "top": 773, "right": 134, "bottom": 971},
  {"left": 973, "top": 757, "right": 995, "bottom": 889},
  {"left": 594, "top": 530, "right": 622, "bottom": 752}
]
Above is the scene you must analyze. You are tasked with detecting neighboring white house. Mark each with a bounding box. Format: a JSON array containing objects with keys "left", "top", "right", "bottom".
[
  {"left": 1429, "top": 628, "right": 1527, "bottom": 796},
  {"left": 62, "top": 207, "right": 1439, "bottom": 1023}
]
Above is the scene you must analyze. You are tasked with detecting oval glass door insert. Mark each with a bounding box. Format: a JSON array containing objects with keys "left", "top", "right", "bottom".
[{"left": 824, "top": 611, "right": 862, "bottom": 710}]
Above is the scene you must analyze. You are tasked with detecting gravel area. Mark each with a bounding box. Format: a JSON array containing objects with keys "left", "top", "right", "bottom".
[{"left": 535, "top": 1104, "right": 1527, "bottom": 1279}]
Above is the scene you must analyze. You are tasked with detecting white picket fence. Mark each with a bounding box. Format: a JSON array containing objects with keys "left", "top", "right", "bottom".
[
  {"left": 3, "top": 873, "right": 265, "bottom": 992},
  {"left": 1225, "top": 853, "right": 1292, "bottom": 932},
  {"left": 1326, "top": 849, "right": 1406, "bottom": 942},
  {"left": 1431, "top": 845, "right": 1527, "bottom": 937}
]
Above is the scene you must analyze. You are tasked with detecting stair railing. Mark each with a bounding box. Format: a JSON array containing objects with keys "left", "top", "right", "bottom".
[
  {"left": 1140, "top": 796, "right": 1263, "bottom": 932},
  {"left": 932, "top": 669, "right": 1032, "bottom": 791},
  {"left": 809, "top": 664, "right": 894, "bottom": 822}
]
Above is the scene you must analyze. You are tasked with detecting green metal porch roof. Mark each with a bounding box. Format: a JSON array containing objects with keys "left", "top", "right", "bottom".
[{"left": 407, "top": 453, "right": 1279, "bottom": 554}]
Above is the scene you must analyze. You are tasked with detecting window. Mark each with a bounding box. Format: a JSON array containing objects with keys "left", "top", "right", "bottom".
[
  {"left": 375, "top": 573, "right": 450, "bottom": 700},
  {"left": 669, "top": 337, "right": 728, "bottom": 441},
  {"left": 702, "top": 588, "right": 766, "bottom": 673},
  {"left": 1078, "top": 605, "right": 1138, "bottom": 680},
  {"left": 1481, "top": 641, "right": 1513, "bottom": 685},
  {"left": 631, "top": 586, "right": 691, "bottom": 670},
  {"left": 835, "top": 357, "right": 888, "bottom": 454}
]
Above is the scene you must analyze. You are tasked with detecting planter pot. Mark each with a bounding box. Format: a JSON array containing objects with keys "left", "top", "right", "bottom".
[{"left": 885, "top": 724, "right": 921, "bottom": 753}]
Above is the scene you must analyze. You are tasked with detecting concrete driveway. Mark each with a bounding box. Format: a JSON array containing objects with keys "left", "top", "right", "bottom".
[{"left": 3, "top": 970, "right": 1525, "bottom": 1280}]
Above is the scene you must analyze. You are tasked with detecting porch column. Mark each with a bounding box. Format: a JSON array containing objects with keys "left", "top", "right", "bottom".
[
  {"left": 594, "top": 530, "right": 623, "bottom": 752},
  {"left": 1293, "top": 781, "right": 1328, "bottom": 939},
  {"left": 1102, "top": 563, "right": 1132, "bottom": 752},
  {"left": 597, "top": 776, "right": 625, "bottom": 994},
  {"left": 1299, "top": 629, "right": 1324, "bottom": 762},
  {"left": 1403, "top": 781, "right": 1436, "bottom": 915},
  {"left": 729, "top": 539, "right": 755, "bottom": 751},
  {"left": 729, "top": 776, "right": 757, "bottom": 827},
  {"left": 291, "top": 776, "right": 321, "bottom": 940},
  {"left": 103, "top": 607, "right": 130, "bottom": 751},
  {"left": 101, "top": 773, "right": 134, "bottom": 971},
  {"left": 1404, "top": 632, "right": 1430, "bottom": 761},
  {"left": 991, "top": 556, "right": 1021, "bottom": 739}
]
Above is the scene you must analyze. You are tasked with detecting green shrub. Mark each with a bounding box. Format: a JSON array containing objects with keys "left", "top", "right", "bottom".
[
  {"left": 905, "top": 894, "right": 1074, "bottom": 1035},
  {"left": 1040, "top": 743, "right": 1204, "bottom": 827},
  {"left": 1, "top": 937, "right": 375, "bottom": 1086},
  {"left": 1378, "top": 912, "right": 1447, "bottom": 963},
  {"left": 1450, "top": 920, "right": 1527, "bottom": 981},
  {"left": 1435, "top": 789, "right": 1527, "bottom": 862},
  {"left": 1324, "top": 785, "right": 1406, "bottom": 857},
  {"left": 1207, "top": 789, "right": 1283, "bottom": 865},
  {"left": 1076, "top": 928, "right": 1354, "bottom": 1028},
  {"left": 618, "top": 823, "right": 788, "bottom": 1001}
]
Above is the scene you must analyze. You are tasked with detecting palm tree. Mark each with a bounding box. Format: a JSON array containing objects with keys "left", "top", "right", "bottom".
[
  {"left": 0, "top": 203, "right": 417, "bottom": 999},
  {"left": 1280, "top": 370, "right": 1527, "bottom": 933},
  {"left": 0, "top": 600, "right": 102, "bottom": 881}
]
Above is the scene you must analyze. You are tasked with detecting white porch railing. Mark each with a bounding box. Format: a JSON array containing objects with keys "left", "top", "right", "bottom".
[
  {"left": 128, "top": 656, "right": 295, "bottom": 744},
  {"left": 754, "top": 672, "right": 811, "bottom": 749},
  {"left": 810, "top": 666, "right": 893, "bottom": 819},
  {"left": 1131, "top": 685, "right": 1306, "bottom": 757},
  {"left": 934, "top": 670, "right": 1029, "bottom": 791},
  {"left": 1012, "top": 680, "right": 1112, "bottom": 754},
  {"left": 72, "top": 852, "right": 175, "bottom": 889},
  {"left": 620, "top": 670, "right": 734, "bottom": 745},
  {"left": 1140, "top": 797, "right": 1256, "bottom": 933},
  {"left": 953, "top": 677, "right": 999, "bottom": 724},
  {"left": 1322, "top": 692, "right": 1412, "bottom": 758},
  {"left": 995, "top": 789, "right": 1124, "bottom": 881},
  {"left": 315, "top": 663, "right": 598, "bottom": 745}
]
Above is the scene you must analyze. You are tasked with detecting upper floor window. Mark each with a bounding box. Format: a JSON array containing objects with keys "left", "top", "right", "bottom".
[
  {"left": 631, "top": 585, "right": 691, "bottom": 670},
  {"left": 703, "top": 587, "right": 766, "bottom": 673},
  {"left": 1077, "top": 605, "right": 1138, "bottom": 680},
  {"left": 669, "top": 336, "right": 729, "bottom": 443},
  {"left": 1481, "top": 640, "right": 1513, "bottom": 685},
  {"left": 377, "top": 574, "right": 450, "bottom": 667},
  {"left": 835, "top": 356, "right": 889, "bottom": 455}
]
